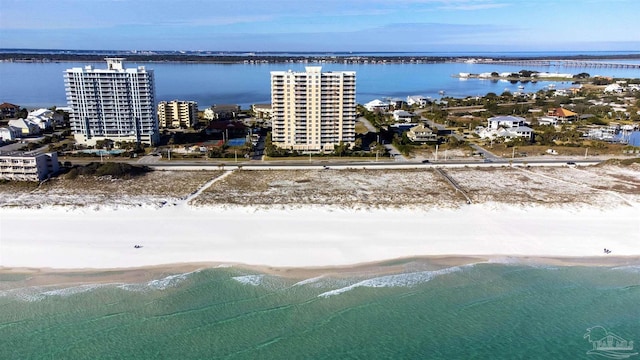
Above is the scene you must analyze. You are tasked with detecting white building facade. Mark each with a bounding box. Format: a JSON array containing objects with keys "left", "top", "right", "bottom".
[
  {"left": 64, "top": 58, "right": 159, "bottom": 146},
  {"left": 477, "top": 115, "right": 534, "bottom": 141},
  {"left": 270, "top": 67, "right": 356, "bottom": 152},
  {"left": 0, "top": 152, "right": 59, "bottom": 181}
]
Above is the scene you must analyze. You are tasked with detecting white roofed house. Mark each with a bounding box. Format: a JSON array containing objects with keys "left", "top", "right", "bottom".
[
  {"left": 479, "top": 115, "right": 533, "bottom": 142},
  {"left": 27, "top": 108, "right": 63, "bottom": 130},
  {"left": 406, "top": 96, "right": 429, "bottom": 107},
  {"left": 364, "top": 99, "right": 389, "bottom": 113},
  {"left": 537, "top": 117, "right": 559, "bottom": 126},
  {"left": 488, "top": 115, "right": 525, "bottom": 129},
  {"left": 8, "top": 118, "right": 40, "bottom": 136},
  {"left": 510, "top": 126, "right": 534, "bottom": 141},
  {"left": 0, "top": 126, "right": 21, "bottom": 141},
  {"left": 251, "top": 104, "right": 273, "bottom": 119},
  {"left": 393, "top": 110, "right": 415, "bottom": 123},
  {"left": 604, "top": 83, "right": 624, "bottom": 93}
]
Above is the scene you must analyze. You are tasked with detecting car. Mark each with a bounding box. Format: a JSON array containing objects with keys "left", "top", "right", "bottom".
[
  {"left": 566, "top": 161, "right": 576, "bottom": 166},
  {"left": 421, "top": 160, "right": 430, "bottom": 163}
]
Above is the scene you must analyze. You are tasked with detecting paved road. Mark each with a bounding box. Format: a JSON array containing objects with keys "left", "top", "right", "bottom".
[
  {"left": 358, "top": 117, "right": 378, "bottom": 133},
  {"left": 148, "top": 159, "right": 602, "bottom": 172}
]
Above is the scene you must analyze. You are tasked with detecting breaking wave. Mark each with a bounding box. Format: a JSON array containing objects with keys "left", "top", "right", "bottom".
[
  {"left": 232, "top": 275, "right": 265, "bottom": 286},
  {"left": 119, "top": 270, "right": 201, "bottom": 292},
  {"left": 611, "top": 265, "right": 640, "bottom": 274},
  {"left": 318, "top": 266, "right": 463, "bottom": 298},
  {"left": 1, "top": 270, "right": 201, "bottom": 301},
  {"left": 292, "top": 276, "right": 325, "bottom": 287}
]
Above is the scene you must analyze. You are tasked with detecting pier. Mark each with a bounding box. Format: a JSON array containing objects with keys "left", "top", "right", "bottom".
[{"left": 475, "top": 59, "right": 640, "bottom": 69}]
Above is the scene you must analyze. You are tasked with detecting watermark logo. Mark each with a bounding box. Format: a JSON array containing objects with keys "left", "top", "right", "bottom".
[{"left": 584, "top": 326, "right": 638, "bottom": 359}]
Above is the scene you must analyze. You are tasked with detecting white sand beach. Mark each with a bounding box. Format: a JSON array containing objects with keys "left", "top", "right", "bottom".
[
  {"left": 1, "top": 164, "right": 639, "bottom": 270},
  {"left": 1, "top": 203, "right": 638, "bottom": 269}
]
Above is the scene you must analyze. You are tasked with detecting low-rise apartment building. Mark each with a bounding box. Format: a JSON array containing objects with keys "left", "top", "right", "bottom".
[{"left": 0, "top": 152, "right": 59, "bottom": 181}]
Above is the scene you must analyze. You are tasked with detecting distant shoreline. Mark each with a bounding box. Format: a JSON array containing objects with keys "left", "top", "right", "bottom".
[{"left": 2, "top": 52, "right": 640, "bottom": 65}]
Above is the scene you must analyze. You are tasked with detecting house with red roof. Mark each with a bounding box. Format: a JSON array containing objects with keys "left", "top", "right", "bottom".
[
  {"left": 547, "top": 107, "right": 578, "bottom": 122},
  {"left": 0, "top": 103, "right": 20, "bottom": 119}
]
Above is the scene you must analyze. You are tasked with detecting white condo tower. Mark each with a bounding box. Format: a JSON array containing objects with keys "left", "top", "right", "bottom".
[
  {"left": 64, "top": 58, "right": 159, "bottom": 146},
  {"left": 270, "top": 66, "right": 356, "bottom": 152}
]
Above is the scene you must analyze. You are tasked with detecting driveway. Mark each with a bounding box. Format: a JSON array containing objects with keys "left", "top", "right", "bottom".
[
  {"left": 384, "top": 143, "right": 408, "bottom": 162},
  {"left": 358, "top": 117, "right": 377, "bottom": 133},
  {"left": 469, "top": 143, "right": 500, "bottom": 160}
]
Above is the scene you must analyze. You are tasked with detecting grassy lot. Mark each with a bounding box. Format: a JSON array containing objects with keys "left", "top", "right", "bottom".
[{"left": 355, "top": 121, "right": 370, "bottom": 134}]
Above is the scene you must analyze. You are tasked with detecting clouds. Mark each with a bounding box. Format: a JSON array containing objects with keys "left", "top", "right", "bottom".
[{"left": 0, "top": 0, "right": 638, "bottom": 51}]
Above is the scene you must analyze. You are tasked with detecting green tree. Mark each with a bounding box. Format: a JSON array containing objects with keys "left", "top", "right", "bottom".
[{"left": 333, "top": 141, "right": 350, "bottom": 156}]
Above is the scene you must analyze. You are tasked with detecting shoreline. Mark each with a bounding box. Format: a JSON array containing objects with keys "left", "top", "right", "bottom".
[
  {"left": 2, "top": 255, "right": 639, "bottom": 292},
  {"left": 2, "top": 53, "right": 640, "bottom": 65}
]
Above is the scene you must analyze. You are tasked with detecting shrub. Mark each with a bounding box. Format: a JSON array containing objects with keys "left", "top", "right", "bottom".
[{"left": 66, "top": 168, "right": 79, "bottom": 180}]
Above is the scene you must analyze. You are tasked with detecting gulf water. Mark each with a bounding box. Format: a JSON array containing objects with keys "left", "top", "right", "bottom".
[
  {"left": 2, "top": 263, "right": 639, "bottom": 359},
  {"left": 1, "top": 57, "right": 639, "bottom": 109}
]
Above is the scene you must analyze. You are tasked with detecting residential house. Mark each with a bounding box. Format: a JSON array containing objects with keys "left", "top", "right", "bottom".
[
  {"left": 545, "top": 107, "right": 578, "bottom": 123},
  {"left": 0, "top": 126, "right": 21, "bottom": 141},
  {"left": 488, "top": 116, "right": 526, "bottom": 130},
  {"left": 8, "top": 118, "right": 40, "bottom": 136},
  {"left": 208, "top": 104, "right": 240, "bottom": 120},
  {"left": 585, "top": 124, "right": 619, "bottom": 141},
  {"left": 604, "top": 84, "right": 624, "bottom": 93},
  {"left": 392, "top": 110, "right": 415, "bottom": 123},
  {"left": 537, "top": 117, "right": 559, "bottom": 126},
  {"left": 364, "top": 99, "right": 390, "bottom": 113},
  {"left": 406, "top": 124, "right": 437, "bottom": 143},
  {"left": 0, "top": 102, "right": 20, "bottom": 118},
  {"left": 387, "top": 98, "right": 407, "bottom": 110},
  {"left": 478, "top": 115, "right": 533, "bottom": 141},
  {"left": 406, "top": 95, "right": 429, "bottom": 107},
  {"left": 27, "top": 108, "right": 63, "bottom": 130},
  {"left": 251, "top": 104, "right": 273, "bottom": 119}
]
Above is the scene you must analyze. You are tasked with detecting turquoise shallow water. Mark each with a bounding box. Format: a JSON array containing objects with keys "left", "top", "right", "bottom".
[{"left": 2, "top": 264, "right": 639, "bottom": 359}]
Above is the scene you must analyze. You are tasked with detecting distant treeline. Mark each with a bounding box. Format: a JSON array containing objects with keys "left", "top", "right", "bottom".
[{"left": 1, "top": 53, "right": 639, "bottom": 64}]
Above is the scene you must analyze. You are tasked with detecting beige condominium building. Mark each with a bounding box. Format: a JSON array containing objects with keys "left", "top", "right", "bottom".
[
  {"left": 64, "top": 58, "right": 159, "bottom": 146},
  {"left": 157, "top": 100, "right": 198, "bottom": 128},
  {"left": 270, "top": 66, "right": 356, "bottom": 152}
]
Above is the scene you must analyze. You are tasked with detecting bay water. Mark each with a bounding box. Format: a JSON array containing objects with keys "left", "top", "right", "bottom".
[
  {"left": 1, "top": 58, "right": 639, "bottom": 109},
  {"left": 2, "top": 262, "right": 639, "bottom": 359}
]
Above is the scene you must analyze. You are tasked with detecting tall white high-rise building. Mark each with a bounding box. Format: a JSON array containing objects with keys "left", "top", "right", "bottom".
[
  {"left": 64, "top": 58, "right": 159, "bottom": 146},
  {"left": 270, "top": 66, "right": 356, "bottom": 152}
]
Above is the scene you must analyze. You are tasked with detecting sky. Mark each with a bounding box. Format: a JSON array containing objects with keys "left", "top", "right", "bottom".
[{"left": 1, "top": 0, "right": 639, "bottom": 52}]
